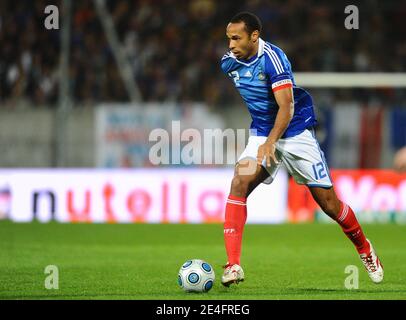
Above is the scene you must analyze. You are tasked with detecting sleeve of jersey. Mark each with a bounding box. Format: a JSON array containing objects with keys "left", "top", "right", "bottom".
[
  {"left": 220, "top": 52, "right": 234, "bottom": 74},
  {"left": 264, "top": 51, "right": 293, "bottom": 92}
]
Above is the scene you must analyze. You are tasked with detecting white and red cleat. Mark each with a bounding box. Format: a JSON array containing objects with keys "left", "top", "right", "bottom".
[
  {"left": 360, "top": 239, "right": 384, "bottom": 284},
  {"left": 221, "top": 263, "right": 245, "bottom": 287}
]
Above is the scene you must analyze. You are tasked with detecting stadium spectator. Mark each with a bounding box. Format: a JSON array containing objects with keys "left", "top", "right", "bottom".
[{"left": 0, "top": 0, "right": 405, "bottom": 107}]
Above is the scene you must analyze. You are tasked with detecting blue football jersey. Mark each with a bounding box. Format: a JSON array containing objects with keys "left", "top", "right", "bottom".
[{"left": 221, "top": 38, "right": 316, "bottom": 138}]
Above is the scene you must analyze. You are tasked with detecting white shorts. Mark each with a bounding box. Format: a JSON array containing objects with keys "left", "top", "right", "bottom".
[{"left": 237, "top": 129, "right": 333, "bottom": 187}]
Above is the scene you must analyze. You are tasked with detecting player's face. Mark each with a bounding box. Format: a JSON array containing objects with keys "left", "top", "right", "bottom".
[{"left": 226, "top": 22, "right": 258, "bottom": 60}]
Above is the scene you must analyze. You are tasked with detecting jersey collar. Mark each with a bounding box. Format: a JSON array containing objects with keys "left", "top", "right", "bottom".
[
  {"left": 258, "top": 37, "right": 265, "bottom": 57},
  {"left": 234, "top": 38, "right": 265, "bottom": 66}
]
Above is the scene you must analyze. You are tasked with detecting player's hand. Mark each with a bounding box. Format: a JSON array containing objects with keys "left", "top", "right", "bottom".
[{"left": 257, "top": 141, "right": 279, "bottom": 167}]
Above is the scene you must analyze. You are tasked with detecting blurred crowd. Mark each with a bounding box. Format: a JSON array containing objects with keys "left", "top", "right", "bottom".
[{"left": 0, "top": 0, "right": 405, "bottom": 107}]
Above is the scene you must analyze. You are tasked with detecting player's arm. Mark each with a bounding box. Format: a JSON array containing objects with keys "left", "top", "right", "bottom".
[
  {"left": 257, "top": 86, "right": 294, "bottom": 166},
  {"left": 267, "top": 87, "right": 294, "bottom": 143}
]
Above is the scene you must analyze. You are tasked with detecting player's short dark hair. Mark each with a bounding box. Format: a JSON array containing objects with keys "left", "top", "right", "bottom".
[{"left": 230, "top": 12, "right": 262, "bottom": 35}]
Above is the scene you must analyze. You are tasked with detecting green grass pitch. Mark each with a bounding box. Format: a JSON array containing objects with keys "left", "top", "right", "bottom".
[{"left": 0, "top": 221, "right": 405, "bottom": 300}]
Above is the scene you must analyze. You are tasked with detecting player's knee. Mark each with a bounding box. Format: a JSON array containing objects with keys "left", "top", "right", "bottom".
[
  {"left": 231, "top": 175, "right": 251, "bottom": 197},
  {"left": 320, "top": 198, "right": 341, "bottom": 218}
]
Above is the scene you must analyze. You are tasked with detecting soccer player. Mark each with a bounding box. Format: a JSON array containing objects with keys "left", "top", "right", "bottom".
[{"left": 220, "top": 12, "right": 384, "bottom": 286}]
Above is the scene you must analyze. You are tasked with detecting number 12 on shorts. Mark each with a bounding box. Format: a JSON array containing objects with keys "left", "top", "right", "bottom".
[{"left": 312, "top": 161, "right": 327, "bottom": 180}]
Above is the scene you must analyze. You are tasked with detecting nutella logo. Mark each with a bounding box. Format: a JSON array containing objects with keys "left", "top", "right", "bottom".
[{"left": 14, "top": 171, "right": 230, "bottom": 223}]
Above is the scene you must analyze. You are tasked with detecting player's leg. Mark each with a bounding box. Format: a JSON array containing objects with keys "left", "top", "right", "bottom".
[
  {"left": 222, "top": 135, "right": 281, "bottom": 286},
  {"left": 222, "top": 158, "right": 270, "bottom": 286},
  {"left": 223, "top": 158, "right": 269, "bottom": 267},
  {"left": 308, "top": 186, "right": 384, "bottom": 283},
  {"left": 278, "top": 129, "right": 383, "bottom": 283},
  {"left": 230, "top": 158, "right": 271, "bottom": 197},
  {"left": 308, "top": 186, "right": 370, "bottom": 251}
]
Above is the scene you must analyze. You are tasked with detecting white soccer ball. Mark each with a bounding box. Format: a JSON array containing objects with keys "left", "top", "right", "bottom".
[{"left": 178, "top": 259, "right": 215, "bottom": 292}]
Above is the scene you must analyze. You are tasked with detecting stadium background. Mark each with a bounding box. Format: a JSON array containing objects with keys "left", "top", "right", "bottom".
[{"left": 1, "top": 0, "right": 406, "bottom": 300}]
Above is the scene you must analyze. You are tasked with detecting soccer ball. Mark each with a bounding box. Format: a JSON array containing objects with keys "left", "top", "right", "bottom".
[{"left": 178, "top": 259, "right": 215, "bottom": 292}]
